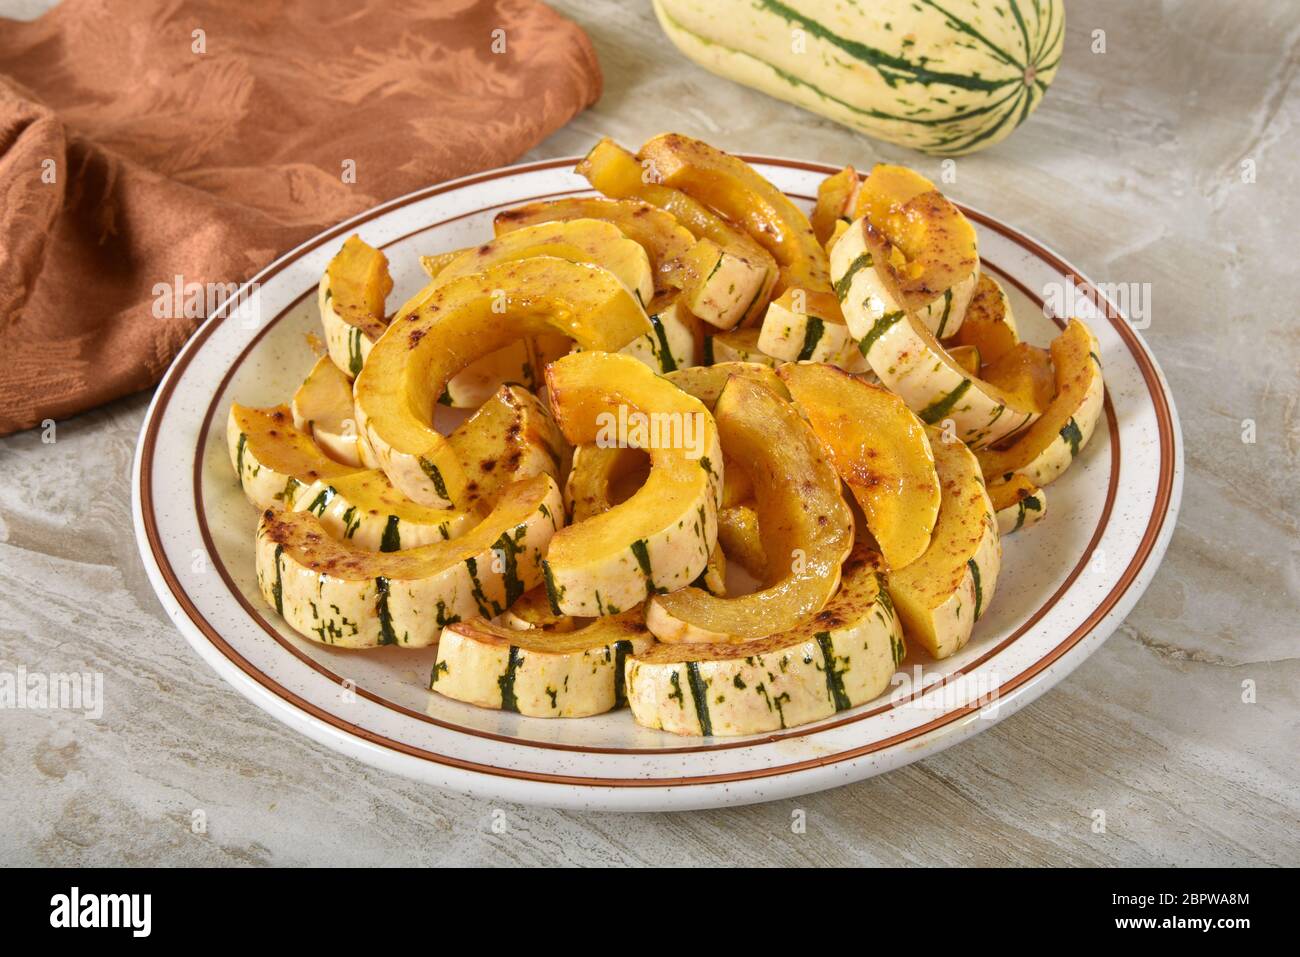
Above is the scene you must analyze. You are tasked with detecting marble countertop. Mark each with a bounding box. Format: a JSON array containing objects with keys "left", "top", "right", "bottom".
[{"left": 1, "top": 0, "right": 1296, "bottom": 865}]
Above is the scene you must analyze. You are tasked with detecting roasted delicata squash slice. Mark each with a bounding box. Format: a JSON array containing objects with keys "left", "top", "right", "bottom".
[
  {"left": 674, "top": 238, "right": 775, "bottom": 330},
  {"left": 576, "top": 137, "right": 777, "bottom": 326},
  {"left": 433, "top": 219, "right": 655, "bottom": 311},
  {"left": 987, "top": 475, "right": 1047, "bottom": 535},
  {"left": 292, "top": 384, "right": 562, "bottom": 551},
  {"left": 291, "top": 354, "right": 363, "bottom": 467},
  {"left": 977, "top": 319, "right": 1105, "bottom": 487},
  {"left": 449, "top": 385, "right": 568, "bottom": 512},
  {"left": 433, "top": 610, "right": 653, "bottom": 717},
  {"left": 666, "top": 360, "right": 789, "bottom": 408},
  {"left": 565, "top": 442, "right": 726, "bottom": 596},
  {"left": 354, "top": 258, "right": 651, "bottom": 509},
  {"left": 419, "top": 249, "right": 460, "bottom": 279},
  {"left": 779, "top": 363, "right": 940, "bottom": 570},
  {"left": 628, "top": 547, "right": 903, "bottom": 736},
  {"left": 494, "top": 197, "right": 695, "bottom": 297},
  {"left": 319, "top": 235, "right": 392, "bottom": 379},
  {"left": 646, "top": 376, "right": 852, "bottom": 644},
  {"left": 643, "top": 359, "right": 796, "bottom": 590},
  {"left": 228, "top": 403, "right": 359, "bottom": 510},
  {"left": 401, "top": 219, "right": 659, "bottom": 404},
  {"left": 949, "top": 273, "right": 1018, "bottom": 363},
  {"left": 400, "top": 269, "right": 538, "bottom": 410},
  {"left": 575, "top": 139, "right": 725, "bottom": 246},
  {"left": 256, "top": 474, "right": 564, "bottom": 649},
  {"left": 716, "top": 503, "right": 765, "bottom": 579},
  {"left": 624, "top": 296, "right": 699, "bottom": 373},
  {"left": 501, "top": 585, "right": 576, "bottom": 632},
  {"left": 705, "top": 327, "right": 775, "bottom": 366},
  {"left": 947, "top": 344, "right": 981, "bottom": 377},
  {"left": 394, "top": 270, "right": 540, "bottom": 406},
  {"left": 543, "top": 352, "right": 723, "bottom": 616},
  {"left": 758, "top": 288, "right": 870, "bottom": 372},
  {"left": 638, "top": 132, "right": 833, "bottom": 303},
  {"left": 676, "top": 238, "right": 770, "bottom": 330},
  {"left": 295, "top": 469, "right": 478, "bottom": 551},
  {"left": 811, "top": 165, "right": 858, "bottom": 247},
  {"left": 848, "top": 165, "right": 931, "bottom": 223},
  {"left": 832, "top": 219, "right": 1039, "bottom": 448},
  {"left": 566, "top": 442, "right": 728, "bottom": 598},
  {"left": 888, "top": 430, "right": 1000, "bottom": 660},
  {"left": 845, "top": 165, "right": 979, "bottom": 338},
  {"left": 565, "top": 444, "right": 648, "bottom": 523},
  {"left": 979, "top": 342, "right": 1055, "bottom": 415}
]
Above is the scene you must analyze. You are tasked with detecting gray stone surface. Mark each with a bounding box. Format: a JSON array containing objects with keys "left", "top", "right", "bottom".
[{"left": 1, "top": 0, "right": 1296, "bottom": 865}]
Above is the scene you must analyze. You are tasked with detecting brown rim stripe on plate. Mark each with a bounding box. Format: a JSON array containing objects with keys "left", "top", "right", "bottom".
[{"left": 140, "top": 156, "right": 1176, "bottom": 787}]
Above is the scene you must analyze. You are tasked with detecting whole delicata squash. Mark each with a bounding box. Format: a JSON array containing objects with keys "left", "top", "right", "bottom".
[{"left": 652, "top": 0, "right": 1064, "bottom": 156}]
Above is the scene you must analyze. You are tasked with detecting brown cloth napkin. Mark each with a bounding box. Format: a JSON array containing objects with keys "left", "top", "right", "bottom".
[{"left": 0, "top": 0, "right": 601, "bottom": 435}]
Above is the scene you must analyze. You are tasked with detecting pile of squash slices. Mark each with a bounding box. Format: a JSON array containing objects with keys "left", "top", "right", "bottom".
[{"left": 229, "top": 133, "right": 1105, "bottom": 738}]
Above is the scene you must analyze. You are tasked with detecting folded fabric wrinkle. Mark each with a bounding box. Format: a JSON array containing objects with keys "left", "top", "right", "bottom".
[{"left": 0, "top": 0, "right": 602, "bottom": 434}]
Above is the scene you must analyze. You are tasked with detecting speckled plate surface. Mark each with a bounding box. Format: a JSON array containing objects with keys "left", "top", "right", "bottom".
[{"left": 132, "top": 157, "right": 1182, "bottom": 811}]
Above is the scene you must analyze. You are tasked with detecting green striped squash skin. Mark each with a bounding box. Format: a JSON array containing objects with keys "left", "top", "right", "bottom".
[
  {"left": 293, "top": 474, "right": 477, "bottom": 552},
  {"left": 626, "top": 549, "right": 902, "bottom": 736},
  {"left": 757, "top": 297, "right": 871, "bottom": 372},
  {"left": 830, "top": 222, "right": 1038, "bottom": 449},
  {"left": 654, "top": 0, "right": 1064, "bottom": 156},
  {"left": 318, "top": 275, "right": 375, "bottom": 380},
  {"left": 993, "top": 486, "right": 1047, "bottom": 535},
  {"left": 432, "top": 612, "right": 655, "bottom": 718},
  {"left": 254, "top": 477, "right": 564, "bottom": 650}
]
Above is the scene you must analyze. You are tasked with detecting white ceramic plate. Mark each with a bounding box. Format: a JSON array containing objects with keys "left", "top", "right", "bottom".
[{"left": 132, "top": 157, "right": 1182, "bottom": 811}]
